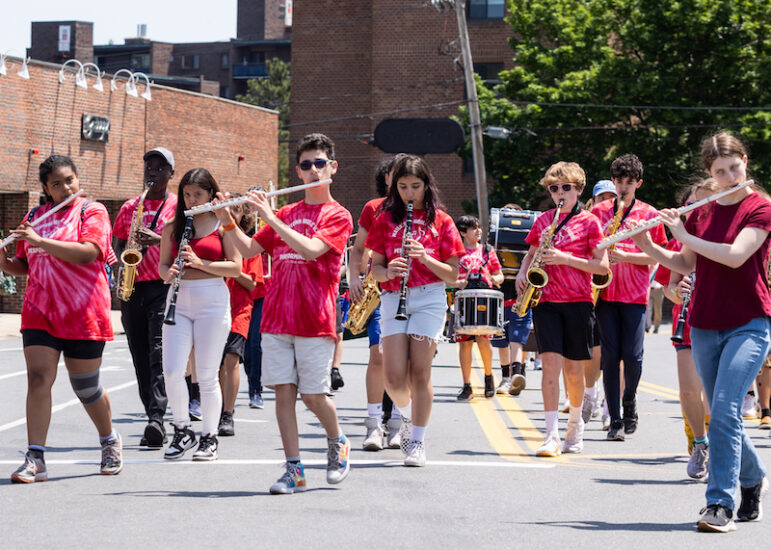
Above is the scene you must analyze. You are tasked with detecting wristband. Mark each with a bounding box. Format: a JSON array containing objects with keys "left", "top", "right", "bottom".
[{"left": 222, "top": 221, "right": 237, "bottom": 232}]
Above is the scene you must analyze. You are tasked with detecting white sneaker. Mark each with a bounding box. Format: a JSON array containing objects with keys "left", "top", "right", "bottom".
[
  {"left": 362, "top": 417, "right": 384, "bottom": 451},
  {"left": 560, "top": 399, "right": 570, "bottom": 414},
  {"left": 399, "top": 418, "right": 413, "bottom": 457},
  {"left": 536, "top": 435, "right": 561, "bottom": 457},
  {"left": 496, "top": 377, "right": 512, "bottom": 394},
  {"left": 581, "top": 392, "right": 595, "bottom": 424},
  {"left": 591, "top": 383, "right": 603, "bottom": 419},
  {"left": 563, "top": 419, "right": 584, "bottom": 454},
  {"left": 742, "top": 394, "right": 759, "bottom": 418},
  {"left": 404, "top": 440, "right": 426, "bottom": 467},
  {"left": 385, "top": 418, "right": 402, "bottom": 449}
]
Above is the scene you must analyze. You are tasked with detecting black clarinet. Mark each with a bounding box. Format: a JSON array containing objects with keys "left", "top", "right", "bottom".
[
  {"left": 163, "top": 216, "right": 194, "bottom": 326},
  {"left": 394, "top": 200, "right": 414, "bottom": 321},
  {"left": 671, "top": 272, "right": 694, "bottom": 344}
]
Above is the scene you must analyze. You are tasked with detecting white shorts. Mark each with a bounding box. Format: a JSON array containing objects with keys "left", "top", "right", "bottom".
[
  {"left": 261, "top": 333, "right": 335, "bottom": 394},
  {"left": 380, "top": 282, "right": 447, "bottom": 341}
]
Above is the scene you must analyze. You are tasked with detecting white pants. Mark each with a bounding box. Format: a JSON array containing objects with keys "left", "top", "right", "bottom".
[{"left": 162, "top": 278, "right": 231, "bottom": 436}]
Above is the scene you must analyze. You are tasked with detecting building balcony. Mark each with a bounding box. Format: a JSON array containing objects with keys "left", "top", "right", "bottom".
[{"left": 232, "top": 63, "right": 267, "bottom": 79}]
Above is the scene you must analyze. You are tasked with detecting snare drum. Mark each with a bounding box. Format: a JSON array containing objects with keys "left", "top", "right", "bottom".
[{"left": 454, "top": 289, "right": 504, "bottom": 336}]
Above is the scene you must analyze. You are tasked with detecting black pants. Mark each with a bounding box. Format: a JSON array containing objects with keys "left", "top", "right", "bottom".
[{"left": 121, "top": 279, "right": 168, "bottom": 423}]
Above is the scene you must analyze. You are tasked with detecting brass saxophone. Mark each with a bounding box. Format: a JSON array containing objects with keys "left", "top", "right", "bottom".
[
  {"left": 118, "top": 184, "right": 152, "bottom": 301},
  {"left": 344, "top": 271, "right": 381, "bottom": 335},
  {"left": 591, "top": 198, "right": 625, "bottom": 303},
  {"left": 512, "top": 199, "right": 564, "bottom": 317}
]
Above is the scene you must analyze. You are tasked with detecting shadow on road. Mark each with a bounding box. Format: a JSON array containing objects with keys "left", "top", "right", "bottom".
[{"left": 527, "top": 520, "right": 695, "bottom": 532}]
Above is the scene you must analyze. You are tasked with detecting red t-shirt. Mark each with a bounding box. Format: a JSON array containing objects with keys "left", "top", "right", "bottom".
[
  {"left": 654, "top": 239, "right": 692, "bottom": 346},
  {"left": 459, "top": 243, "right": 502, "bottom": 288},
  {"left": 255, "top": 200, "right": 353, "bottom": 340},
  {"left": 592, "top": 199, "right": 667, "bottom": 305},
  {"left": 17, "top": 197, "right": 113, "bottom": 340},
  {"left": 525, "top": 209, "right": 604, "bottom": 303},
  {"left": 113, "top": 194, "right": 178, "bottom": 282},
  {"left": 251, "top": 251, "right": 270, "bottom": 300},
  {"left": 358, "top": 197, "right": 386, "bottom": 232},
  {"left": 365, "top": 209, "right": 465, "bottom": 292},
  {"left": 227, "top": 255, "right": 264, "bottom": 337},
  {"left": 684, "top": 192, "right": 771, "bottom": 330}
]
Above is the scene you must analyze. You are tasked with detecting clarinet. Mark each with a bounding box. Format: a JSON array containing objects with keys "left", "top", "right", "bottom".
[
  {"left": 163, "top": 216, "right": 195, "bottom": 326},
  {"left": 671, "top": 272, "right": 694, "bottom": 344},
  {"left": 394, "top": 200, "right": 414, "bottom": 321}
]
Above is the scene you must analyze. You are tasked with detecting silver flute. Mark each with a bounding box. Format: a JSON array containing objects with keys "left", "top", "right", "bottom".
[{"left": 0, "top": 190, "right": 85, "bottom": 250}]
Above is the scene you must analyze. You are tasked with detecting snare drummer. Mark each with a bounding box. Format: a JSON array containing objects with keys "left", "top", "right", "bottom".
[
  {"left": 450, "top": 215, "right": 504, "bottom": 401},
  {"left": 516, "top": 162, "right": 608, "bottom": 457}
]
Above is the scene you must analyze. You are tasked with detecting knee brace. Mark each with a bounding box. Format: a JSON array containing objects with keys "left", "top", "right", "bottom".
[{"left": 69, "top": 370, "right": 104, "bottom": 406}]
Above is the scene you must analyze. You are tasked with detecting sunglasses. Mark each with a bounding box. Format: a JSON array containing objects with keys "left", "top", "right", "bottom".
[
  {"left": 548, "top": 183, "right": 577, "bottom": 193},
  {"left": 298, "top": 159, "right": 332, "bottom": 171}
]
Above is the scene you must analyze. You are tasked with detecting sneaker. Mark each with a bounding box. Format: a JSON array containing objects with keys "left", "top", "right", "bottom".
[
  {"left": 581, "top": 392, "right": 595, "bottom": 424},
  {"left": 563, "top": 419, "right": 584, "bottom": 454},
  {"left": 737, "top": 477, "right": 769, "bottom": 522},
  {"left": 536, "top": 435, "right": 561, "bottom": 457},
  {"left": 142, "top": 420, "right": 167, "bottom": 449},
  {"left": 591, "top": 388, "right": 603, "bottom": 419},
  {"left": 741, "top": 393, "right": 758, "bottom": 418},
  {"left": 189, "top": 399, "right": 203, "bottom": 421},
  {"left": 759, "top": 415, "right": 771, "bottom": 430},
  {"left": 533, "top": 358, "right": 542, "bottom": 371},
  {"left": 100, "top": 434, "right": 124, "bottom": 475},
  {"left": 509, "top": 364, "right": 526, "bottom": 396},
  {"left": 192, "top": 434, "right": 219, "bottom": 461},
  {"left": 457, "top": 384, "right": 473, "bottom": 402},
  {"left": 623, "top": 398, "right": 638, "bottom": 434},
  {"left": 560, "top": 400, "right": 570, "bottom": 414},
  {"left": 404, "top": 440, "right": 426, "bottom": 467},
  {"left": 330, "top": 367, "right": 344, "bottom": 391},
  {"left": 496, "top": 377, "right": 512, "bottom": 394},
  {"left": 326, "top": 434, "right": 350, "bottom": 484},
  {"left": 601, "top": 414, "right": 611, "bottom": 431},
  {"left": 484, "top": 374, "right": 495, "bottom": 398},
  {"left": 697, "top": 504, "right": 736, "bottom": 533},
  {"left": 687, "top": 441, "right": 709, "bottom": 481},
  {"left": 363, "top": 417, "right": 384, "bottom": 451},
  {"left": 218, "top": 412, "right": 235, "bottom": 437},
  {"left": 399, "top": 418, "right": 413, "bottom": 457},
  {"left": 385, "top": 418, "right": 402, "bottom": 449},
  {"left": 249, "top": 393, "right": 264, "bottom": 409},
  {"left": 164, "top": 425, "right": 197, "bottom": 460},
  {"left": 270, "top": 462, "right": 307, "bottom": 494},
  {"left": 607, "top": 420, "right": 625, "bottom": 441},
  {"left": 10, "top": 452, "right": 47, "bottom": 483}
]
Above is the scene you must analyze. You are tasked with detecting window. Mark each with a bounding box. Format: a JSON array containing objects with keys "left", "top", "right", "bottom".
[
  {"left": 221, "top": 87, "right": 230, "bottom": 99},
  {"left": 221, "top": 53, "right": 229, "bottom": 70},
  {"left": 181, "top": 54, "right": 200, "bottom": 70},
  {"left": 130, "top": 53, "right": 150, "bottom": 70},
  {"left": 474, "top": 62, "right": 504, "bottom": 86},
  {"left": 468, "top": 0, "right": 505, "bottom": 20}
]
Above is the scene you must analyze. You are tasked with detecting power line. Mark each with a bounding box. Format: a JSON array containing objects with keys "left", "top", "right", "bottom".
[{"left": 497, "top": 97, "right": 770, "bottom": 112}]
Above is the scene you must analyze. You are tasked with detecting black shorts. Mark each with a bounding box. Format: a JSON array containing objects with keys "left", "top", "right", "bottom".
[
  {"left": 222, "top": 332, "right": 247, "bottom": 362},
  {"left": 22, "top": 329, "right": 105, "bottom": 359},
  {"left": 592, "top": 321, "right": 601, "bottom": 348},
  {"left": 532, "top": 302, "right": 594, "bottom": 361}
]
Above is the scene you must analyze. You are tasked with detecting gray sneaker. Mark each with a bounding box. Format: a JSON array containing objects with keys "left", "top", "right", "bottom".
[
  {"left": 399, "top": 418, "right": 413, "bottom": 457},
  {"left": 362, "top": 418, "right": 384, "bottom": 451},
  {"left": 496, "top": 377, "right": 512, "bottom": 394},
  {"left": 11, "top": 452, "right": 47, "bottom": 483},
  {"left": 385, "top": 418, "right": 402, "bottom": 449},
  {"left": 326, "top": 434, "right": 350, "bottom": 484},
  {"left": 698, "top": 504, "right": 736, "bottom": 533},
  {"left": 687, "top": 441, "right": 709, "bottom": 481},
  {"left": 100, "top": 434, "right": 123, "bottom": 475},
  {"left": 404, "top": 440, "right": 426, "bottom": 467},
  {"left": 581, "top": 392, "right": 595, "bottom": 424}
]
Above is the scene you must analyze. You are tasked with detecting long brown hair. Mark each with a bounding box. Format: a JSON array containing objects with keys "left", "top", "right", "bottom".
[
  {"left": 381, "top": 155, "right": 444, "bottom": 226},
  {"left": 172, "top": 168, "right": 220, "bottom": 242}
]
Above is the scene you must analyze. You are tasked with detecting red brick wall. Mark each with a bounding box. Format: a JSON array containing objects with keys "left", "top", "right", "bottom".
[{"left": 28, "top": 21, "right": 94, "bottom": 64}]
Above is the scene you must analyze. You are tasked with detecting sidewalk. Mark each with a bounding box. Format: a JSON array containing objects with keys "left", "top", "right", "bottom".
[{"left": 0, "top": 311, "right": 125, "bottom": 338}]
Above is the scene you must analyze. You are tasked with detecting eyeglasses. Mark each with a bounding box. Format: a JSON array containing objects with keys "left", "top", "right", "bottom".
[
  {"left": 298, "top": 159, "right": 332, "bottom": 171},
  {"left": 548, "top": 183, "right": 577, "bottom": 194}
]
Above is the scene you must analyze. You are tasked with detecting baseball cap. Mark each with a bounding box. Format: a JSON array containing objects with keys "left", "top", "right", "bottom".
[
  {"left": 593, "top": 180, "right": 616, "bottom": 198},
  {"left": 143, "top": 147, "right": 175, "bottom": 170}
]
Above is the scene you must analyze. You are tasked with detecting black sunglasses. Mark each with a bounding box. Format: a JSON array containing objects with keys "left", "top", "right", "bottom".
[
  {"left": 298, "top": 159, "right": 332, "bottom": 171},
  {"left": 548, "top": 183, "right": 577, "bottom": 193}
]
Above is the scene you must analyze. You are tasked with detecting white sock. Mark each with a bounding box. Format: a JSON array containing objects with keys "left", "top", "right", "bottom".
[
  {"left": 391, "top": 407, "right": 402, "bottom": 420},
  {"left": 569, "top": 405, "right": 582, "bottom": 424},
  {"left": 411, "top": 425, "right": 426, "bottom": 443},
  {"left": 584, "top": 385, "right": 597, "bottom": 400},
  {"left": 367, "top": 403, "right": 382, "bottom": 419},
  {"left": 399, "top": 401, "right": 412, "bottom": 421},
  {"left": 545, "top": 410, "right": 559, "bottom": 438}
]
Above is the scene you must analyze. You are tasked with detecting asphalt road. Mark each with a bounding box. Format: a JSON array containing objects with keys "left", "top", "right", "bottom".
[{"left": 0, "top": 325, "right": 769, "bottom": 548}]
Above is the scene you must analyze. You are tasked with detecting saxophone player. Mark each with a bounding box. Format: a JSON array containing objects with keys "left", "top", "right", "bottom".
[
  {"left": 516, "top": 162, "right": 607, "bottom": 457},
  {"left": 112, "top": 147, "right": 177, "bottom": 448}
]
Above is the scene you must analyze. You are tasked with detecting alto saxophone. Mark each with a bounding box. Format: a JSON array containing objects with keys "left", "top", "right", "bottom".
[
  {"left": 344, "top": 271, "right": 381, "bottom": 335},
  {"left": 591, "top": 198, "right": 625, "bottom": 303},
  {"left": 118, "top": 184, "right": 152, "bottom": 301},
  {"left": 512, "top": 199, "right": 564, "bottom": 317}
]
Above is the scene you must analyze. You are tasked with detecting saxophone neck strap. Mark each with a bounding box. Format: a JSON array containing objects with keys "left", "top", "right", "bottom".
[
  {"left": 553, "top": 202, "right": 581, "bottom": 236},
  {"left": 613, "top": 197, "right": 636, "bottom": 225}
]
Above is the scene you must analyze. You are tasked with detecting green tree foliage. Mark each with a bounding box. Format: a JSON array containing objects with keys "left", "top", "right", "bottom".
[
  {"left": 237, "top": 58, "right": 291, "bottom": 190},
  {"left": 461, "top": 0, "right": 770, "bottom": 210}
]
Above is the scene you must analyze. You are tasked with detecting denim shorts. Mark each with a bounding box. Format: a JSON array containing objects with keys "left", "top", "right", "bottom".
[
  {"left": 340, "top": 297, "right": 382, "bottom": 347},
  {"left": 492, "top": 307, "right": 533, "bottom": 348},
  {"left": 380, "top": 282, "right": 447, "bottom": 341}
]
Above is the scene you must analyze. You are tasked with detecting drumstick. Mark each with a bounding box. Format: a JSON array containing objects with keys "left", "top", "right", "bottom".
[{"left": 0, "top": 190, "right": 85, "bottom": 250}]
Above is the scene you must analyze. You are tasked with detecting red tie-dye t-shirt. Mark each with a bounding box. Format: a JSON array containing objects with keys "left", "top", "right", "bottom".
[
  {"left": 113, "top": 194, "right": 178, "bottom": 282},
  {"left": 458, "top": 243, "right": 503, "bottom": 288},
  {"left": 255, "top": 200, "right": 353, "bottom": 340},
  {"left": 365, "top": 209, "right": 465, "bottom": 292},
  {"left": 227, "top": 255, "right": 264, "bottom": 338},
  {"left": 17, "top": 197, "right": 113, "bottom": 340},
  {"left": 591, "top": 199, "right": 667, "bottom": 305},
  {"left": 358, "top": 197, "right": 386, "bottom": 232},
  {"left": 524, "top": 209, "right": 604, "bottom": 303},
  {"left": 652, "top": 239, "right": 692, "bottom": 346}
]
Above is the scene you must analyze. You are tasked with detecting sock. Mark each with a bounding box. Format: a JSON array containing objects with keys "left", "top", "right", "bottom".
[
  {"left": 399, "top": 401, "right": 412, "bottom": 421},
  {"left": 99, "top": 431, "right": 117, "bottom": 444},
  {"left": 28, "top": 445, "right": 45, "bottom": 460},
  {"left": 391, "top": 407, "right": 402, "bottom": 420},
  {"left": 287, "top": 456, "right": 301, "bottom": 464},
  {"left": 694, "top": 435, "right": 708, "bottom": 446},
  {"left": 568, "top": 406, "right": 582, "bottom": 424},
  {"left": 501, "top": 363, "right": 511, "bottom": 378},
  {"left": 411, "top": 425, "right": 427, "bottom": 443},
  {"left": 545, "top": 410, "right": 559, "bottom": 438},
  {"left": 367, "top": 403, "right": 383, "bottom": 419},
  {"left": 327, "top": 432, "right": 343, "bottom": 444},
  {"left": 584, "top": 385, "right": 597, "bottom": 400}
]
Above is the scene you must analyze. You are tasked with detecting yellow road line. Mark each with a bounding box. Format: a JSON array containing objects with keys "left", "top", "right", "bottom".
[{"left": 638, "top": 380, "right": 680, "bottom": 396}]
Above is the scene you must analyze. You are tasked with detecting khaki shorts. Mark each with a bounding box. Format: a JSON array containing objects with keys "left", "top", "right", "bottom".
[{"left": 261, "top": 333, "right": 335, "bottom": 394}]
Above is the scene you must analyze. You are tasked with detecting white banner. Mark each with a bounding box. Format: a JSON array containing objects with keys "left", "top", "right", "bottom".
[
  {"left": 284, "top": 0, "right": 293, "bottom": 27},
  {"left": 58, "top": 25, "right": 71, "bottom": 52}
]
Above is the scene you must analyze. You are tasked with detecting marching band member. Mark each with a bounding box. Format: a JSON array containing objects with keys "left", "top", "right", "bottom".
[
  {"left": 517, "top": 161, "right": 607, "bottom": 457},
  {"left": 2, "top": 155, "right": 122, "bottom": 482},
  {"left": 366, "top": 154, "right": 465, "bottom": 467}
]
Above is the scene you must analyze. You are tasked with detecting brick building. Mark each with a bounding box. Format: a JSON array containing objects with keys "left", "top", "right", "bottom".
[
  {"left": 0, "top": 58, "right": 278, "bottom": 313},
  {"left": 289, "top": 0, "right": 512, "bottom": 222}
]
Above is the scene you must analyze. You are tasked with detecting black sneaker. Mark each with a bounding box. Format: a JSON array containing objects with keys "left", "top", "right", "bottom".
[
  {"left": 164, "top": 425, "right": 196, "bottom": 460},
  {"left": 218, "top": 412, "right": 235, "bottom": 437},
  {"left": 623, "top": 398, "right": 638, "bottom": 434},
  {"left": 607, "top": 420, "right": 626, "bottom": 441},
  {"left": 737, "top": 477, "right": 769, "bottom": 522},
  {"left": 142, "top": 420, "right": 167, "bottom": 449},
  {"left": 509, "top": 363, "right": 527, "bottom": 396},
  {"left": 192, "top": 435, "right": 219, "bottom": 462},
  {"left": 457, "top": 384, "right": 473, "bottom": 402},
  {"left": 698, "top": 504, "right": 736, "bottom": 533},
  {"left": 484, "top": 375, "right": 495, "bottom": 398},
  {"left": 330, "top": 367, "right": 344, "bottom": 391}
]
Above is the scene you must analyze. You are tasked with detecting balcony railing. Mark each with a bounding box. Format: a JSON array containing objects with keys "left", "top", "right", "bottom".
[{"left": 233, "top": 63, "right": 267, "bottom": 79}]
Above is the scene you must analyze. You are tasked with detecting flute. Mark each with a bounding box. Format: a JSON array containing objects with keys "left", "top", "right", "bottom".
[
  {"left": 163, "top": 216, "right": 195, "bottom": 326},
  {"left": 597, "top": 180, "right": 754, "bottom": 249},
  {"left": 0, "top": 190, "right": 85, "bottom": 250},
  {"left": 183, "top": 179, "right": 333, "bottom": 216}
]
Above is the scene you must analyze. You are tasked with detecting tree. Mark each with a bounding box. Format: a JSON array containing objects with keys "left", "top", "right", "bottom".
[
  {"left": 237, "top": 58, "right": 291, "bottom": 190},
  {"left": 460, "top": 0, "right": 771, "bottom": 210}
]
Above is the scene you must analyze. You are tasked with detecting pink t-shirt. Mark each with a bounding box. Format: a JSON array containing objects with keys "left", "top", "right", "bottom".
[
  {"left": 459, "top": 243, "right": 502, "bottom": 288},
  {"left": 591, "top": 199, "right": 667, "bottom": 305},
  {"left": 366, "top": 209, "right": 465, "bottom": 292},
  {"left": 358, "top": 197, "right": 386, "bottom": 232},
  {"left": 525, "top": 209, "right": 604, "bottom": 303},
  {"left": 17, "top": 197, "right": 113, "bottom": 340},
  {"left": 255, "top": 200, "right": 353, "bottom": 340},
  {"left": 113, "top": 194, "right": 178, "bottom": 282},
  {"left": 227, "top": 255, "right": 263, "bottom": 338},
  {"left": 684, "top": 192, "right": 771, "bottom": 330}
]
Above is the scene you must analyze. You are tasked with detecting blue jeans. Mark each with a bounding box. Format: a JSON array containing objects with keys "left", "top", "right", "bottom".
[
  {"left": 691, "top": 316, "right": 770, "bottom": 509},
  {"left": 243, "top": 298, "right": 264, "bottom": 396}
]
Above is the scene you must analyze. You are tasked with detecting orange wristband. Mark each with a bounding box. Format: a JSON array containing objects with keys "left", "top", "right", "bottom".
[{"left": 222, "top": 221, "right": 237, "bottom": 232}]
